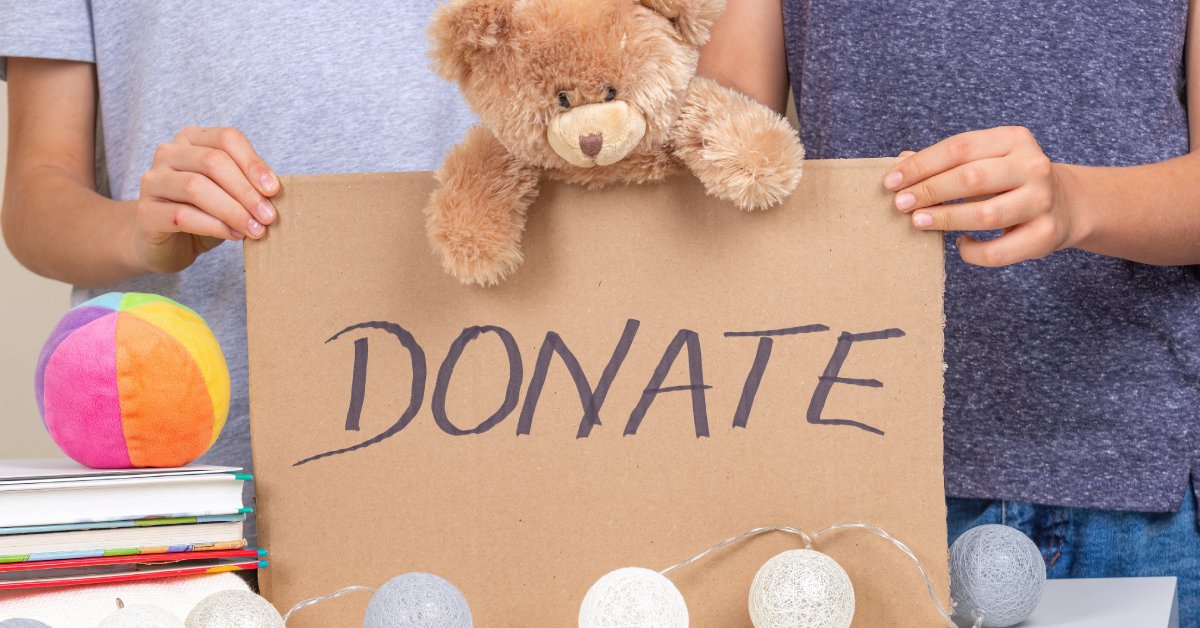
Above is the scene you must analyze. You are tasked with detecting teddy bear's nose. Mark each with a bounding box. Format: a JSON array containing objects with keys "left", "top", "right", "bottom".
[{"left": 579, "top": 133, "right": 604, "bottom": 157}]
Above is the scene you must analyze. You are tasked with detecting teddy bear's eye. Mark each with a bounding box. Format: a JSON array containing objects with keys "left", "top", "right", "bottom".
[
  {"left": 604, "top": 86, "right": 618, "bottom": 102},
  {"left": 557, "top": 92, "right": 572, "bottom": 109}
]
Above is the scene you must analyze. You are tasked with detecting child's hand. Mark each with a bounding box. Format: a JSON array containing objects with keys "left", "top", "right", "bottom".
[
  {"left": 135, "top": 127, "right": 280, "bottom": 274},
  {"left": 883, "top": 126, "right": 1079, "bottom": 267}
]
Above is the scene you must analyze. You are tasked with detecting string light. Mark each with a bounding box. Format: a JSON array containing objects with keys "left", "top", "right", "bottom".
[
  {"left": 749, "top": 549, "right": 854, "bottom": 628},
  {"left": 186, "top": 590, "right": 286, "bottom": 627},
  {"left": 277, "top": 522, "right": 1042, "bottom": 628},
  {"left": 656, "top": 523, "right": 957, "bottom": 627},
  {"left": 949, "top": 525, "right": 1046, "bottom": 628}
]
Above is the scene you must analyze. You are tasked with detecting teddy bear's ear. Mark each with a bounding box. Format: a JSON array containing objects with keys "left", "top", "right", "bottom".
[
  {"left": 639, "top": 0, "right": 726, "bottom": 46},
  {"left": 429, "top": 0, "right": 515, "bottom": 84}
]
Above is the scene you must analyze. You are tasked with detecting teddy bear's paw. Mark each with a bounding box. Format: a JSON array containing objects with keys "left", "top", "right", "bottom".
[
  {"left": 694, "top": 118, "right": 806, "bottom": 211},
  {"left": 432, "top": 227, "right": 524, "bottom": 287}
]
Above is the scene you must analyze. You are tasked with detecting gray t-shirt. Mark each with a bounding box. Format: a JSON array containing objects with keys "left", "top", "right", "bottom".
[
  {"left": 1, "top": 1, "right": 477, "bottom": 542},
  {"left": 784, "top": 0, "right": 1198, "bottom": 514}
]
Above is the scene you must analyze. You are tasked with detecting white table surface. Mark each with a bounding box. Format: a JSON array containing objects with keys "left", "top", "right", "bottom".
[{"left": 1020, "top": 577, "right": 1178, "bottom": 628}]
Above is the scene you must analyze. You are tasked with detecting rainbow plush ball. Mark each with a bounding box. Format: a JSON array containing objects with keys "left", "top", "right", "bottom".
[{"left": 34, "top": 292, "right": 229, "bottom": 468}]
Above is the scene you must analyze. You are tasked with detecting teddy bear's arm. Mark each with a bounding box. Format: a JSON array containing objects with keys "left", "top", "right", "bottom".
[
  {"left": 425, "top": 126, "right": 542, "bottom": 286},
  {"left": 672, "top": 77, "right": 805, "bottom": 211}
]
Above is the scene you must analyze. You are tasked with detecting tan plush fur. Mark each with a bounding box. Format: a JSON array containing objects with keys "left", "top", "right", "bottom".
[{"left": 427, "top": 0, "right": 805, "bottom": 286}]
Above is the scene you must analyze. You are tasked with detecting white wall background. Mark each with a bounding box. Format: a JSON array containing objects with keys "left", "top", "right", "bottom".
[{"left": 0, "top": 80, "right": 71, "bottom": 458}]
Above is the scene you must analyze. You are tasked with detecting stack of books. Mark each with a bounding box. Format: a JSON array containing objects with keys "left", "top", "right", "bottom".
[{"left": 0, "top": 459, "right": 262, "bottom": 590}]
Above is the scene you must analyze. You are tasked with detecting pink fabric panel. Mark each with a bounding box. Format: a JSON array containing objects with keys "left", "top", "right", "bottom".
[{"left": 42, "top": 314, "right": 131, "bottom": 468}]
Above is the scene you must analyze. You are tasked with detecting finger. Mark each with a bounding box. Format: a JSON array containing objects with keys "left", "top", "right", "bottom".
[
  {"left": 150, "top": 170, "right": 266, "bottom": 239},
  {"left": 145, "top": 200, "right": 242, "bottom": 241},
  {"left": 157, "top": 143, "right": 276, "bottom": 225},
  {"left": 956, "top": 220, "right": 1055, "bottom": 267},
  {"left": 909, "top": 189, "right": 1044, "bottom": 232},
  {"left": 893, "top": 157, "right": 1026, "bottom": 212},
  {"left": 176, "top": 126, "right": 279, "bottom": 197},
  {"left": 884, "top": 126, "right": 1031, "bottom": 190},
  {"left": 897, "top": 150, "right": 915, "bottom": 159}
]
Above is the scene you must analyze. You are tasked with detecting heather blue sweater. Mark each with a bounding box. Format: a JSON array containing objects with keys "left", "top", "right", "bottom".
[{"left": 784, "top": 0, "right": 1198, "bottom": 512}]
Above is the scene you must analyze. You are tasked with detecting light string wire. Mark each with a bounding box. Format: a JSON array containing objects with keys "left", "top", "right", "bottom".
[
  {"left": 659, "top": 522, "right": 969, "bottom": 628},
  {"left": 659, "top": 526, "right": 812, "bottom": 576},
  {"left": 282, "top": 585, "right": 376, "bottom": 624}
]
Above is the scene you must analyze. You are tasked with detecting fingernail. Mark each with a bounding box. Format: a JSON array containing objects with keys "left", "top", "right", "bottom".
[
  {"left": 895, "top": 192, "right": 916, "bottom": 210},
  {"left": 913, "top": 212, "right": 933, "bottom": 228},
  {"left": 884, "top": 171, "right": 903, "bottom": 189},
  {"left": 260, "top": 171, "right": 279, "bottom": 194},
  {"left": 257, "top": 199, "right": 276, "bottom": 223},
  {"left": 248, "top": 218, "right": 264, "bottom": 237}
]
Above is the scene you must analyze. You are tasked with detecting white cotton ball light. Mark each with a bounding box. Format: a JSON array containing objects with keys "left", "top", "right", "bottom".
[
  {"left": 363, "top": 572, "right": 473, "bottom": 628},
  {"left": 0, "top": 620, "right": 52, "bottom": 628},
  {"left": 185, "top": 589, "right": 285, "bottom": 628},
  {"left": 949, "top": 524, "right": 1046, "bottom": 628},
  {"left": 96, "top": 598, "right": 185, "bottom": 628},
  {"left": 748, "top": 549, "right": 855, "bottom": 628},
  {"left": 578, "top": 567, "right": 688, "bottom": 628}
]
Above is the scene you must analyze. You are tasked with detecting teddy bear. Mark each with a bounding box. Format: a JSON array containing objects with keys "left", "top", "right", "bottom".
[{"left": 427, "top": 0, "right": 805, "bottom": 286}]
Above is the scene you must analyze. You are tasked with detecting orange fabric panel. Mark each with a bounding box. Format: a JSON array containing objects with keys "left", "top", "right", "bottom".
[
  {"left": 123, "top": 301, "right": 230, "bottom": 446},
  {"left": 114, "top": 313, "right": 214, "bottom": 467}
]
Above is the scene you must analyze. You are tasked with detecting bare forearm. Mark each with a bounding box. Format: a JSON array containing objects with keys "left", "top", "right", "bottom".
[
  {"left": 2, "top": 57, "right": 144, "bottom": 287},
  {"left": 2, "top": 167, "right": 142, "bottom": 287},
  {"left": 4, "top": 58, "right": 277, "bottom": 286},
  {"left": 697, "top": 0, "right": 789, "bottom": 114},
  {"left": 1056, "top": 152, "right": 1200, "bottom": 265},
  {"left": 880, "top": 0, "right": 1197, "bottom": 268}
]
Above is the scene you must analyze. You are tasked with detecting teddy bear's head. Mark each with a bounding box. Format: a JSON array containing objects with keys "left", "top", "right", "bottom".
[{"left": 431, "top": 0, "right": 725, "bottom": 169}]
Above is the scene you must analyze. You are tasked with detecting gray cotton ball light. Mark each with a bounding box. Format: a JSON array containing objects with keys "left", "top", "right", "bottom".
[
  {"left": 0, "top": 620, "right": 53, "bottom": 628},
  {"left": 950, "top": 524, "right": 1046, "bottom": 627},
  {"left": 362, "top": 573, "right": 473, "bottom": 628}
]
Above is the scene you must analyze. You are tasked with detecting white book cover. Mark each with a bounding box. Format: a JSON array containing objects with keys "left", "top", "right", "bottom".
[
  {"left": 0, "top": 458, "right": 239, "bottom": 485},
  {"left": 0, "top": 459, "right": 250, "bottom": 528}
]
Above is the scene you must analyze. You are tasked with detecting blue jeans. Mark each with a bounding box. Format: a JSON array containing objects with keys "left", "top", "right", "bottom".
[{"left": 948, "top": 488, "right": 1199, "bottom": 628}]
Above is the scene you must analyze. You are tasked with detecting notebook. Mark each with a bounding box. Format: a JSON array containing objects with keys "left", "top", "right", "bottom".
[
  {"left": 0, "top": 548, "right": 264, "bottom": 575},
  {"left": 0, "top": 459, "right": 250, "bottom": 528},
  {"left": 0, "top": 520, "right": 247, "bottom": 563},
  {"left": 0, "top": 554, "right": 265, "bottom": 591},
  {"left": 0, "top": 512, "right": 248, "bottom": 536}
]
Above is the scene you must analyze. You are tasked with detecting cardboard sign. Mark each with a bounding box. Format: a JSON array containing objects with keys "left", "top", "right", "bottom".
[{"left": 245, "top": 159, "right": 948, "bottom": 627}]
